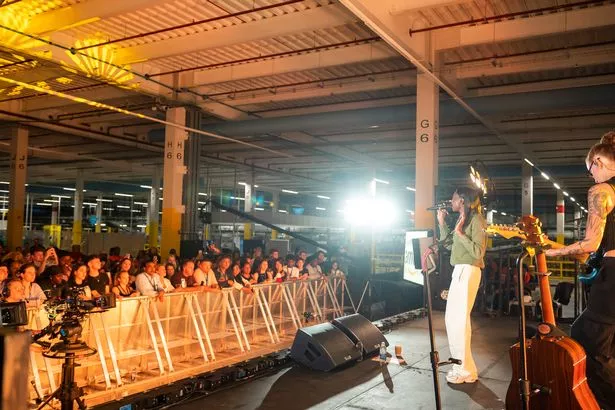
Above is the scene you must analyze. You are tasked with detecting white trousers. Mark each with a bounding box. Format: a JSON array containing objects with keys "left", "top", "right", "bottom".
[{"left": 445, "top": 263, "right": 482, "bottom": 377}]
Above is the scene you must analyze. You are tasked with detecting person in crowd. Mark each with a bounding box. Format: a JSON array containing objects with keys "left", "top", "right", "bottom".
[
  {"left": 58, "top": 254, "right": 73, "bottom": 282},
  {"left": 283, "top": 255, "right": 300, "bottom": 280},
  {"left": 236, "top": 260, "right": 256, "bottom": 287},
  {"left": 230, "top": 263, "right": 241, "bottom": 282},
  {"left": 86, "top": 255, "right": 110, "bottom": 297},
  {"left": 437, "top": 186, "right": 487, "bottom": 384},
  {"left": 231, "top": 250, "right": 241, "bottom": 265},
  {"left": 9, "top": 260, "right": 21, "bottom": 279},
  {"left": 157, "top": 264, "right": 174, "bottom": 292},
  {"left": 254, "top": 259, "right": 270, "bottom": 284},
  {"left": 37, "top": 266, "right": 65, "bottom": 298},
  {"left": 544, "top": 130, "right": 615, "bottom": 407},
  {"left": 327, "top": 261, "right": 345, "bottom": 279},
  {"left": 251, "top": 247, "right": 264, "bottom": 273},
  {"left": 165, "top": 263, "right": 176, "bottom": 279},
  {"left": 0, "top": 264, "right": 8, "bottom": 296},
  {"left": 297, "top": 250, "right": 308, "bottom": 263},
  {"left": 64, "top": 263, "right": 92, "bottom": 299},
  {"left": 193, "top": 257, "right": 217, "bottom": 289},
  {"left": 112, "top": 271, "right": 139, "bottom": 299},
  {"left": 273, "top": 259, "right": 286, "bottom": 282},
  {"left": 306, "top": 257, "right": 323, "bottom": 279},
  {"left": 115, "top": 257, "right": 133, "bottom": 275},
  {"left": 171, "top": 260, "right": 200, "bottom": 289},
  {"left": 70, "top": 244, "right": 84, "bottom": 264},
  {"left": 166, "top": 254, "right": 178, "bottom": 272},
  {"left": 19, "top": 263, "right": 46, "bottom": 307},
  {"left": 267, "top": 249, "right": 280, "bottom": 270},
  {"left": 135, "top": 261, "right": 164, "bottom": 300},
  {"left": 31, "top": 247, "right": 45, "bottom": 274},
  {"left": 214, "top": 254, "right": 235, "bottom": 289},
  {"left": 3, "top": 279, "right": 25, "bottom": 303},
  {"left": 296, "top": 258, "right": 309, "bottom": 280}
]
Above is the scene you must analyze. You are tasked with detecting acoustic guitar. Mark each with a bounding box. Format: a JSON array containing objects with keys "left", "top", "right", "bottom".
[{"left": 487, "top": 216, "right": 598, "bottom": 410}]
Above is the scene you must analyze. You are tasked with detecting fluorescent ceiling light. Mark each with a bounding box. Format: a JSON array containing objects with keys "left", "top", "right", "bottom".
[
  {"left": 282, "top": 189, "right": 298, "bottom": 194},
  {"left": 317, "top": 195, "right": 331, "bottom": 200},
  {"left": 279, "top": 209, "right": 288, "bottom": 213},
  {"left": 571, "top": 197, "right": 576, "bottom": 202},
  {"left": 316, "top": 207, "right": 326, "bottom": 211},
  {"left": 238, "top": 182, "right": 248, "bottom": 186},
  {"left": 254, "top": 207, "right": 264, "bottom": 211},
  {"left": 500, "top": 212, "right": 507, "bottom": 215},
  {"left": 114, "top": 193, "right": 133, "bottom": 197},
  {"left": 36, "top": 203, "right": 52, "bottom": 206},
  {"left": 133, "top": 201, "right": 148, "bottom": 206},
  {"left": 373, "top": 178, "right": 389, "bottom": 185},
  {"left": 51, "top": 195, "right": 71, "bottom": 199},
  {"left": 254, "top": 185, "right": 259, "bottom": 188},
  {"left": 140, "top": 185, "right": 152, "bottom": 189},
  {"left": 103, "top": 208, "right": 114, "bottom": 211},
  {"left": 229, "top": 196, "right": 245, "bottom": 200},
  {"left": 198, "top": 192, "right": 208, "bottom": 196},
  {"left": 131, "top": 210, "right": 140, "bottom": 213},
  {"left": 0, "top": 190, "right": 8, "bottom": 193},
  {"left": 198, "top": 201, "right": 206, "bottom": 205},
  {"left": 0, "top": 181, "right": 9, "bottom": 184},
  {"left": 96, "top": 198, "right": 112, "bottom": 202},
  {"left": 541, "top": 172, "right": 550, "bottom": 180},
  {"left": 563, "top": 191, "right": 569, "bottom": 197},
  {"left": 82, "top": 202, "right": 97, "bottom": 206},
  {"left": 136, "top": 224, "right": 146, "bottom": 228},
  {"left": 116, "top": 205, "right": 130, "bottom": 209},
  {"left": 43, "top": 199, "right": 59, "bottom": 203},
  {"left": 524, "top": 158, "right": 534, "bottom": 167},
  {"left": 553, "top": 183, "right": 560, "bottom": 189},
  {"left": 406, "top": 186, "right": 416, "bottom": 191},
  {"left": 63, "top": 187, "right": 76, "bottom": 191}
]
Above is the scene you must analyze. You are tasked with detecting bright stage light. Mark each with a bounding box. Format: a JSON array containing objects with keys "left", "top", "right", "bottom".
[{"left": 342, "top": 197, "right": 398, "bottom": 227}]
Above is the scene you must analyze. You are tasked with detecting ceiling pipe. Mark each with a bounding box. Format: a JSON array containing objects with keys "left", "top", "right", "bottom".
[
  {"left": 75, "top": 0, "right": 307, "bottom": 51},
  {"left": 203, "top": 67, "right": 413, "bottom": 97},
  {"left": 408, "top": 0, "right": 605, "bottom": 35},
  {"left": 151, "top": 37, "right": 381, "bottom": 77}
]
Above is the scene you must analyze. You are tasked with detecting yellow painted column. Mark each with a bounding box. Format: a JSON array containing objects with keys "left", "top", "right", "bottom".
[
  {"left": 72, "top": 171, "right": 83, "bottom": 247},
  {"left": 7, "top": 126, "right": 27, "bottom": 251},
  {"left": 95, "top": 194, "right": 102, "bottom": 233},
  {"left": 244, "top": 223, "right": 252, "bottom": 240},
  {"left": 161, "top": 107, "right": 187, "bottom": 257}
]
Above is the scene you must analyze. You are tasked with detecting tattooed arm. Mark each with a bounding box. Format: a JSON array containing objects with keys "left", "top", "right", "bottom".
[{"left": 545, "top": 183, "right": 614, "bottom": 257}]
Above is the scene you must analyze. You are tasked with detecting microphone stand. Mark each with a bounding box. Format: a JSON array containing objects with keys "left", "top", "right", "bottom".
[{"left": 422, "top": 244, "right": 462, "bottom": 410}]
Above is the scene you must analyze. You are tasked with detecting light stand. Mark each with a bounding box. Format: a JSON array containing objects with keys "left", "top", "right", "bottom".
[{"left": 421, "top": 245, "right": 461, "bottom": 410}]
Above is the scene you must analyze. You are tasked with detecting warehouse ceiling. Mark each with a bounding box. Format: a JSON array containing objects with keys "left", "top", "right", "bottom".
[{"left": 0, "top": 0, "right": 614, "bottom": 217}]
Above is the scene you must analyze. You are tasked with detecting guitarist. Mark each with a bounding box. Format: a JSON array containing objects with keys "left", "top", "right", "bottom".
[
  {"left": 545, "top": 131, "right": 615, "bottom": 409},
  {"left": 437, "top": 187, "right": 487, "bottom": 384}
]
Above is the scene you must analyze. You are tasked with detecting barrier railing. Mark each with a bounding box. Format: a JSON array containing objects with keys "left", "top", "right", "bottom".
[
  {"left": 27, "top": 278, "right": 350, "bottom": 406},
  {"left": 546, "top": 258, "right": 577, "bottom": 281}
]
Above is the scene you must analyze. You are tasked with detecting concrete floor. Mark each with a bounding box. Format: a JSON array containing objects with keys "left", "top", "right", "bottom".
[{"left": 174, "top": 311, "right": 520, "bottom": 410}]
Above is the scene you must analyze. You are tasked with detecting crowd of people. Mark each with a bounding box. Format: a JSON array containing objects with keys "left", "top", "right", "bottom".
[{"left": 0, "top": 240, "right": 345, "bottom": 307}]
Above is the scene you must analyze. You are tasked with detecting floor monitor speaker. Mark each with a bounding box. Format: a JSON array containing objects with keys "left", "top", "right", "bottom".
[
  {"left": 332, "top": 313, "right": 388, "bottom": 355},
  {"left": 290, "top": 322, "right": 361, "bottom": 371}
]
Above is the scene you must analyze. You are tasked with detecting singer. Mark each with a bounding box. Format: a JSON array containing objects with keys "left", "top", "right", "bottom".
[{"left": 436, "top": 187, "right": 487, "bottom": 384}]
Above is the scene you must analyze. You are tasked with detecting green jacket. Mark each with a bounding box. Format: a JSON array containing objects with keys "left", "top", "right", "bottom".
[{"left": 439, "top": 213, "right": 487, "bottom": 268}]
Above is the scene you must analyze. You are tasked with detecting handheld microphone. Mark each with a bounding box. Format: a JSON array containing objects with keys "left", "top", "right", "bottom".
[{"left": 427, "top": 200, "right": 452, "bottom": 211}]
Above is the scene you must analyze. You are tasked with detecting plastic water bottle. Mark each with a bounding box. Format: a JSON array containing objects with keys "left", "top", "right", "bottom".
[{"left": 379, "top": 342, "right": 387, "bottom": 361}]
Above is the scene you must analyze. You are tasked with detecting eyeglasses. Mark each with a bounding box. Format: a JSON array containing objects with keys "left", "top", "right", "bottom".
[{"left": 588, "top": 158, "right": 598, "bottom": 177}]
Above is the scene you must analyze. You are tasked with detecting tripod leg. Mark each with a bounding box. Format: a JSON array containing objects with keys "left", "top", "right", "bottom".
[
  {"left": 36, "top": 387, "right": 60, "bottom": 410},
  {"left": 76, "top": 396, "right": 87, "bottom": 410}
]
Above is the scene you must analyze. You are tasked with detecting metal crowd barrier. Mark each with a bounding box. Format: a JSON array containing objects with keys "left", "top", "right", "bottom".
[{"left": 27, "top": 278, "right": 351, "bottom": 406}]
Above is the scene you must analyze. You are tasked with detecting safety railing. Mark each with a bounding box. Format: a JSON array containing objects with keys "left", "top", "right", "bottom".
[
  {"left": 546, "top": 258, "right": 577, "bottom": 281},
  {"left": 26, "top": 278, "right": 350, "bottom": 406}
]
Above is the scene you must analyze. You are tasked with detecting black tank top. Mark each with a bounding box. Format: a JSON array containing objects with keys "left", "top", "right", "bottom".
[
  {"left": 587, "top": 178, "right": 615, "bottom": 323},
  {"left": 598, "top": 178, "right": 615, "bottom": 252}
]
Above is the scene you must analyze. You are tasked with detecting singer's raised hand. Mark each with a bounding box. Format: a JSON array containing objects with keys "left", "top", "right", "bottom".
[{"left": 437, "top": 209, "right": 448, "bottom": 225}]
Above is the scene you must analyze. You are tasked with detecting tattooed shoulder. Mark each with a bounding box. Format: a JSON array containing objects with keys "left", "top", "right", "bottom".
[{"left": 588, "top": 184, "right": 613, "bottom": 219}]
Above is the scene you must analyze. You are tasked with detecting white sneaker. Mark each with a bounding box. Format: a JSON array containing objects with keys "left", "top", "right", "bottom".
[{"left": 446, "top": 372, "right": 477, "bottom": 384}]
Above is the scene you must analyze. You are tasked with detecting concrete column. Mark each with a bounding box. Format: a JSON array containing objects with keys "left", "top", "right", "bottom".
[
  {"left": 414, "top": 72, "right": 439, "bottom": 232},
  {"left": 95, "top": 194, "right": 102, "bottom": 233},
  {"left": 148, "top": 168, "right": 161, "bottom": 249},
  {"left": 556, "top": 190, "right": 565, "bottom": 244},
  {"left": 72, "top": 171, "right": 84, "bottom": 246},
  {"left": 7, "top": 126, "right": 28, "bottom": 251},
  {"left": 574, "top": 209, "right": 582, "bottom": 240},
  {"left": 522, "top": 160, "right": 533, "bottom": 215},
  {"left": 181, "top": 108, "right": 201, "bottom": 242},
  {"left": 271, "top": 191, "right": 279, "bottom": 239},
  {"left": 486, "top": 210, "right": 494, "bottom": 224},
  {"left": 161, "top": 107, "right": 187, "bottom": 257}
]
